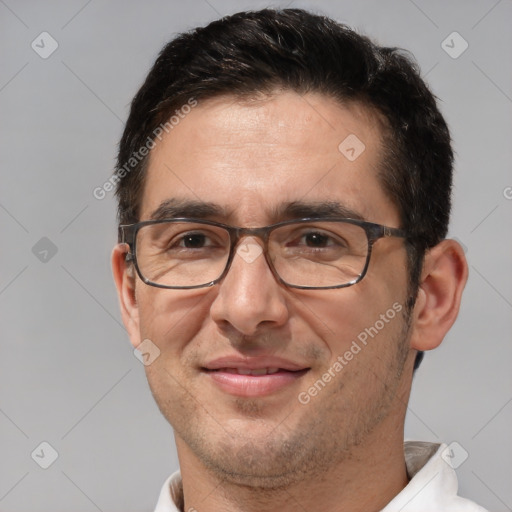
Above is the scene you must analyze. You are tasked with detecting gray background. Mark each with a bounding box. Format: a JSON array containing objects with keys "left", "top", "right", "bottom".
[{"left": 1, "top": 0, "right": 511, "bottom": 511}]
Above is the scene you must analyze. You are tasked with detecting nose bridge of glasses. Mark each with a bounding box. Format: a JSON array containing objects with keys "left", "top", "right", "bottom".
[
  {"left": 232, "top": 226, "right": 269, "bottom": 248},
  {"left": 229, "top": 228, "right": 270, "bottom": 271}
]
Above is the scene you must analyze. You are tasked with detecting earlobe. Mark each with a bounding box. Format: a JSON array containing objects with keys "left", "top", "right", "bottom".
[
  {"left": 409, "top": 239, "right": 468, "bottom": 352},
  {"left": 111, "top": 244, "right": 141, "bottom": 348}
]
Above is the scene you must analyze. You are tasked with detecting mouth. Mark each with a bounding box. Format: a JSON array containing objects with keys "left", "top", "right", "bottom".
[{"left": 201, "top": 366, "right": 310, "bottom": 397}]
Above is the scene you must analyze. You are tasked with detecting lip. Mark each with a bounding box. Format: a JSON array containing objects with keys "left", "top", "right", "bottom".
[
  {"left": 204, "top": 356, "right": 308, "bottom": 372},
  {"left": 202, "top": 356, "right": 310, "bottom": 397}
]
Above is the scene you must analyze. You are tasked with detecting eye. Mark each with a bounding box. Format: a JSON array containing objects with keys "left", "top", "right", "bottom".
[
  {"left": 291, "top": 229, "right": 347, "bottom": 250},
  {"left": 170, "top": 231, "right": 220, "bottom": 250},
  {"left": 301, "top": 232, "right": 335, "bottom": 248},
  {"left": 177, "top": 233, "right": 210, "bottom": 249}
]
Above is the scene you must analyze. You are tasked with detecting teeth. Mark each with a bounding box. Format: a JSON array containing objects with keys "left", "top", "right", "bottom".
[
  {"left": 250, "top": 368, "right": 268, "bottom": 376},
  {"left": 220, "top": 367, "right": 281, "bottom": 376}
]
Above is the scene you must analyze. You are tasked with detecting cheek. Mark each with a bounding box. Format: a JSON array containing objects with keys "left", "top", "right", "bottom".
[
  {"left": 291, "top": 283, "right": 400, "bottom": 357},
  {"left": 136, "top": 286, "right": 213, "bottom": 356}
]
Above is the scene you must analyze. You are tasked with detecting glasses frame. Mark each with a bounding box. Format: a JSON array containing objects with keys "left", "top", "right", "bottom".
[{"left": 118, "top": 217, "right": 408, "bottom": 290}]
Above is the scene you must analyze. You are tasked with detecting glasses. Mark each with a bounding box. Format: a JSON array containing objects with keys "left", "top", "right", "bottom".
[{"left": 118, "top": 217, "right": 408, "bottom": 290}]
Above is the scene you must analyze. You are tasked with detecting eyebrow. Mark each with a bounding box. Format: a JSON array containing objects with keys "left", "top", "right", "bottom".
[
  {"left": 148, "top": 198, "right": 366, "bottom": 223},
  {"left": 149, "top": 198, "right": 230, "bottom": 221},
  {"left": 275, "top": 200, "right": 365, "bottom": 222}
]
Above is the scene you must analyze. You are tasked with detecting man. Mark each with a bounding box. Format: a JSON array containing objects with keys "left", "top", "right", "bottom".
[{"left": 111, "top": 8, "right": 486, "bottom": 512}]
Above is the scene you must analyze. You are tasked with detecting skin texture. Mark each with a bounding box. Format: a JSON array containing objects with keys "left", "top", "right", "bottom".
[{"left": 112, "top": 91, "right": 468, "bottom": 512}]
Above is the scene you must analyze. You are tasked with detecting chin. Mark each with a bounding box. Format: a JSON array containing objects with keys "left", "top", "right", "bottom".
[
  {"left": 202, "top": 449, "right": 309, "bottom": 490},
  {"left": 185, "top": 419, "right": 338, "bottom": 490}
]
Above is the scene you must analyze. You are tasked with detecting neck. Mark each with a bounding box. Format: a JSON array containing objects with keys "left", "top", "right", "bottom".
[{"left": 176, "top": 416, "right": 409, "bottom": 512}]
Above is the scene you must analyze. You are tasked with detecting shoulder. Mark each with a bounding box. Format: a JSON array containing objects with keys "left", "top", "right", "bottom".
[{"left": 380, "top": 441, "right": 489, "bottom": 512}]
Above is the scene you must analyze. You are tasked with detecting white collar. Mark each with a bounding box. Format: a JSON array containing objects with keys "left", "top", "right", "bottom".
[{"left": 153, "top": 441, "right": 487, "bottom": 512}]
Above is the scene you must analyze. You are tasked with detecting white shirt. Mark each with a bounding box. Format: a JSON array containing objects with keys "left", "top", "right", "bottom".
[{"left": 153, "top": 441, "right": 488, "bottom": 512}]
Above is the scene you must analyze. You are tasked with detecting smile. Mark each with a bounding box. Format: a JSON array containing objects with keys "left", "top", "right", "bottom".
[{"left": 202, "top": 367, "right": 310, "bottom": 397}]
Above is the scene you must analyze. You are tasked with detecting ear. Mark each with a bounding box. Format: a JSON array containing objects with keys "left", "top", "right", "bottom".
[
  {"left": 111, "top": 244, "right": 141, "bottom": 349},
  {"left": 409, "top": 239, "right": 468, "bottom": 352}
]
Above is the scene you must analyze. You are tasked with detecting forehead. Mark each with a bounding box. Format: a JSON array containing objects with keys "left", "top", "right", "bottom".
[{"left": 141, "top": 91, "right": 399, "bottom": 227}]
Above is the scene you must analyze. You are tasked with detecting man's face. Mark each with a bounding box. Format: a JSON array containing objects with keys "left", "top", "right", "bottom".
[{"left": 127, "top": 91, "right": 415, "bottom": 486}]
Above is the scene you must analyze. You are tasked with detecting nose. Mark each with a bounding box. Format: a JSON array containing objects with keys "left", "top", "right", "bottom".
[{"left": 209, "top": 237, "right": 289, "bottom": 336}]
